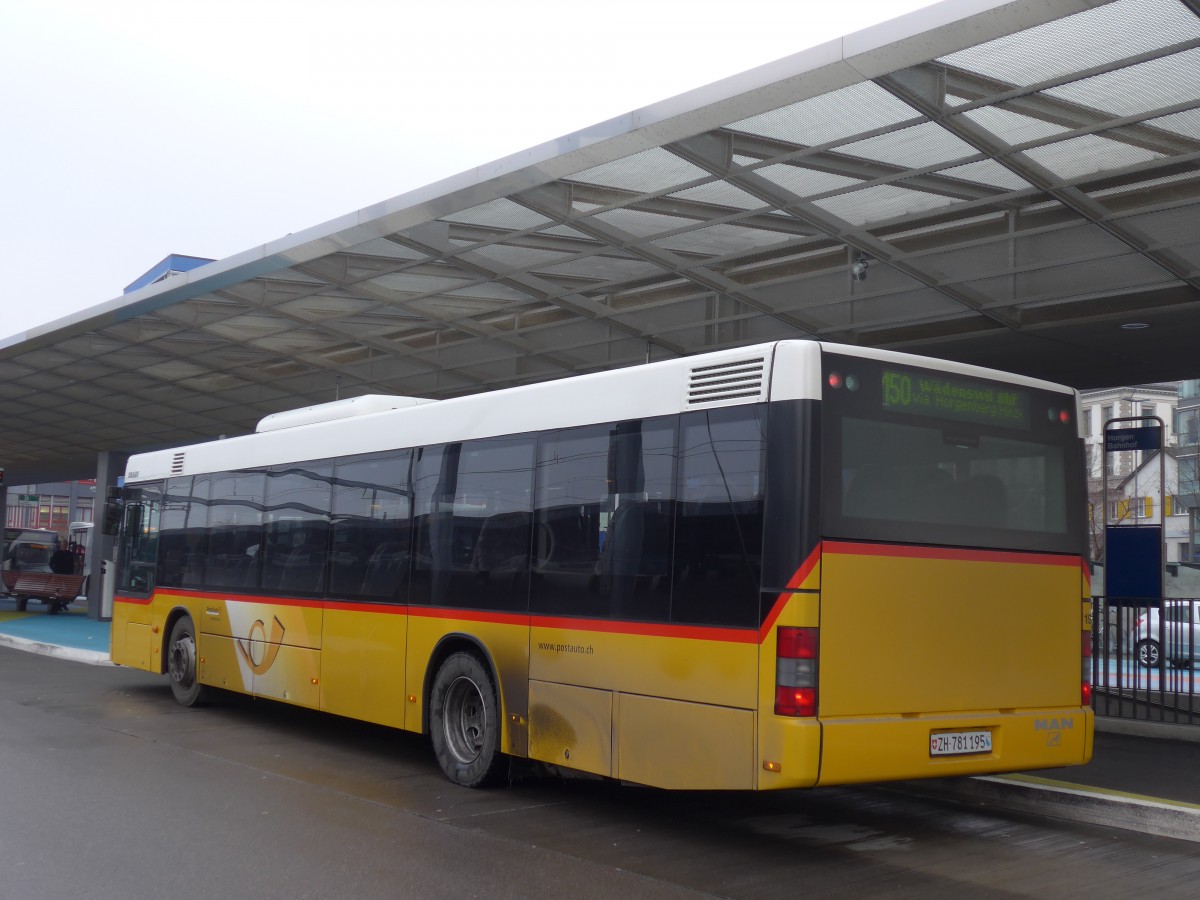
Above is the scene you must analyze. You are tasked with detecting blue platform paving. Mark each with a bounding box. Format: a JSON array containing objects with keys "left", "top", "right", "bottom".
[{"left": 0, "top": 597, "right": 111, "bottom": 664}]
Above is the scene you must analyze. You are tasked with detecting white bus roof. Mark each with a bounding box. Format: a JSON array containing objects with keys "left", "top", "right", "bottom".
[{"left": 124, "top": 341, "right": 1074, "bottom": 483}]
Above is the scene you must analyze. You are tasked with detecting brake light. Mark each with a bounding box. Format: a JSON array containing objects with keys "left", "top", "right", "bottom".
[
  {"left": 1081, "top": 630, "right": 1092, "bottom": 707},
  {"left": 775, "top": 626, "right": 818, "bottom": 717}
]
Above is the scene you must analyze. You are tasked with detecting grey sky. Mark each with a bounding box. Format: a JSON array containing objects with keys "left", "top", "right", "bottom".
[{"left": 1, "top": 0, "right": 934, "bottom": 342}]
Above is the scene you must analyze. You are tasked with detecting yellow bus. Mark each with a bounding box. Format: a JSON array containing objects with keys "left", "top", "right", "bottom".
[{"left": 108, "top": 341, "right": 1092, "bottom": 789}]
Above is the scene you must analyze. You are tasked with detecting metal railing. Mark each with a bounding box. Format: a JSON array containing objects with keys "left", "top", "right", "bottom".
[{"left": 1092, "top": 596, "right": 1200, "bottom": 726}]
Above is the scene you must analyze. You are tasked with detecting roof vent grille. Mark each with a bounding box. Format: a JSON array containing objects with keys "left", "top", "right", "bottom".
[
  {"left": 686, "top": 357, "right": 766, "bottom": 405},
  {"left": 171, "top": 452, "right": 186, "bottom": 475}
]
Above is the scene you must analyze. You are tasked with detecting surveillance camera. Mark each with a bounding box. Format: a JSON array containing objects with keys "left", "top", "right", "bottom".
[{"left": 851, "top": 259, "right": 868, "bottom": 281}]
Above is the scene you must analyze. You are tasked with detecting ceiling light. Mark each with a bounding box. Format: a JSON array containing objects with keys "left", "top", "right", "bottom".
[
  {"left": 851, "top": 252, "right": 869, "bottom": 282},
  {"left": 1120, "top": 322, "right": 1150, "bottom": 330}
]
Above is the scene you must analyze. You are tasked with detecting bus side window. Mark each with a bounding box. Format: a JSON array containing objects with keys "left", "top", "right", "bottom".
[
  {"left": 413, "top": 437, "right": 534, "bottom": 612},
  {"left": 531, "top": 417, "right": 675, "bottom": 622},
  {"left": 155, "top": 477, "right": 193, "bottom": 589},
  {"left": 330, "top": 450, "right": 412, "bottom": 602},
  {"left": 672, "top": 406, "right": 765, "bottom": 628}
]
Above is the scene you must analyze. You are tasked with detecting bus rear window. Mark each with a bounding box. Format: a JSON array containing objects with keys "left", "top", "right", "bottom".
[{"left": 822, "top": 355, "right": 1083, "bottom": 554}]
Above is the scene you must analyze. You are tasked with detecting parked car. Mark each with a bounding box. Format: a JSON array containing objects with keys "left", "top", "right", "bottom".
[{"left": 1132, "top": 601, "right": 1200, "bottom": 668}]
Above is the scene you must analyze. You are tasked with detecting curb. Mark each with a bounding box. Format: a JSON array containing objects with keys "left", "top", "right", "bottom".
[
  {"left": 1095, "top": 715, "right": 1200, "bottom": 744},
  {"left": 0, "top": 631, "right": 112, "bottom": 667},
  {"left": 896, "top": 773, "right": 1200, "bottom": 844}
]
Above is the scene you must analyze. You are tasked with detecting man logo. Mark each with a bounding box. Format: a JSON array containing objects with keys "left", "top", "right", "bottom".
[
  {"left": 1034, "top": 717, "right": 1074, "bottom": 731},
  {"left": 1035, "top": 717, "right": 1072, "bottom": 748}
]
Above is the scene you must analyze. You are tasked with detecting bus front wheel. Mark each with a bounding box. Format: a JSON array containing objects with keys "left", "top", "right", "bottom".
[
  {"left": 429, "top": 652, "right": 504, "bottom": 788},
  {"left": 167, "top": 616, "right": 208, "bottom": 707}
]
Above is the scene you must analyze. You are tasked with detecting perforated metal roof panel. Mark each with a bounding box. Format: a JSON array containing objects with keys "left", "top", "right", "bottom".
[{"left": 3, "top": 0, "right": 1199, "bottom": 481}]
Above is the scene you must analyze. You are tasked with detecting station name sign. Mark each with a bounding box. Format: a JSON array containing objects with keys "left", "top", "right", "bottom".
[{"left": 1105, "top": 426, "right": 1161, "bottom": 453}]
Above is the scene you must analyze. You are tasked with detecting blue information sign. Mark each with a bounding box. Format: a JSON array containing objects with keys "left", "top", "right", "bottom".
[
  {"left": 1105, "top": 526, "right": 1163, "bottom": 602},
  {"left": 1105, "top": 426, "right": 1161, "bottom": 452}
]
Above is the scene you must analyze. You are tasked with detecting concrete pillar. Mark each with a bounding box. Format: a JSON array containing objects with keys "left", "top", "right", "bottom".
[
  {"left": 0, "top": 482, "right": 7, "bottom": 567},
  {"left": 88, "top": 451, "right": 128, "bottom": 621}
]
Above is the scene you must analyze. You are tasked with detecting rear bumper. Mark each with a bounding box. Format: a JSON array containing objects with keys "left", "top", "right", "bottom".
[{"left": 815, "top": 707, "right": 1094, "bottom": 786}]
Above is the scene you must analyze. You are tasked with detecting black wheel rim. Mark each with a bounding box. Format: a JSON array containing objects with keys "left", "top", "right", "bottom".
[
  {"left": 170, "top": 630, "right": 197, "bottom": 689},
  {"left": 442, "top": 675, "right": 486, "bottom": 764}
]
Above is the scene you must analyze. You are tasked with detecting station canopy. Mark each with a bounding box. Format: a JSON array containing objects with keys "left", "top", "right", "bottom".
[{"left": 3, "top": 0, "right": 1200, "bottom": 481}]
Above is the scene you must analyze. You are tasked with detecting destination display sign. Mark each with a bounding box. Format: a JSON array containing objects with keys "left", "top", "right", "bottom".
[{"left": 881, "top": 369, "right": 1030, "bottom": 429}]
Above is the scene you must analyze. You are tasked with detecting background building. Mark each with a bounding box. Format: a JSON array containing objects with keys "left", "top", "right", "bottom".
[
  {"left": 4, "top": 481, "right": 95, "bottom": 534},
  {"left": 1175, "top": 380, "right": 1200, "bottom": 562}
]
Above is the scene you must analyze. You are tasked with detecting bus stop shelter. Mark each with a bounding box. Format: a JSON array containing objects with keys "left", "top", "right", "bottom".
[{"left": 1, "top": 0, "right": 1198, "bottom": 493}]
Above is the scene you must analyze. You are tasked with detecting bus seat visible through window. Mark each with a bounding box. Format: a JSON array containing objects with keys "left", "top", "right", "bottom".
[
  {"left": 361, "top": 542, "right": 407, "bottom": 598},
  {"left": 961, "top": 473, "right": 1007, "bottom": 528},
  {"left": 844, "top": 465, "right": 900, "bottom": 520}
]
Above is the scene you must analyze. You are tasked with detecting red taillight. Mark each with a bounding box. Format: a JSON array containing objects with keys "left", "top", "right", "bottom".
[
  {"left": 1081, "top": 630, "right": 1092, "bottom": 707},
  {"left": 775, "top": 626, "right": 818, "bottom": 717},
  {"left": 775, "top": 685, "right": 816, "bottom": 717},
  {"left": 778, "top": 626, "right": 818, "bottom": 659}
]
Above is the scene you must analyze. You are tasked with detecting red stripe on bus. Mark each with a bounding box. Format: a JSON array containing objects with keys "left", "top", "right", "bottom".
[
  {"left": 760, "top": 543, "right": 824, "bottom": 640},
  {"left": 324, "top": 601, "right": 408, "bottom": 615},
  {"left": 822, "top": 541, "right": 1081, "bottom": 567},
  {"left": 532, "top": 615, "right": 758, "bottom": 643},
  {"left": 126, "top": 590, "right": 401, "bottom": 614},
  {"left": 409, "top": 607, "right": 530, "bottom": 628},
  {"left": 114, "top": 594, "right": 154, "bottom": 606},
  {"left": 137, "top": 589, "right": 329, "bottom": 609},
  {"left": 786, "top": 543, "right": 822, "bottom": 591},
  {"left": 127, "top": 589, "right": 760, "bottom": 643}
]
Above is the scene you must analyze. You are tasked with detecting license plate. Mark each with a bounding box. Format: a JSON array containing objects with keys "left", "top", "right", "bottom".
[{"left": 929, "top": 730, "right": 992, "bottom": 756}]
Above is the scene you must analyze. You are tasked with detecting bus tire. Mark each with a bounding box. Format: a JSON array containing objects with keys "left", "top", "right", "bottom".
[
  {"left": 167, "top": 615, "right": 208, "bottom": 707},
  {"left": 429, "top": 652, "right": 504, "bottom": 788}
]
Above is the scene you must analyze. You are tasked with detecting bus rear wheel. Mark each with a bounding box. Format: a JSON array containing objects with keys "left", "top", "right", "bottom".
[
  {"left": 167, "top": 615, "right": 208, "bottom": 707},
  {"left": 429, "top": 652, "right": 503, "bottom": 788}
]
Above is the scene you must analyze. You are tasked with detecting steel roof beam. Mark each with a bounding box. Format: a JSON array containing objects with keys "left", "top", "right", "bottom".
[
  {"left": 513, "top": 181, "right": 824, "bottom": 339},
  {"left": 558, "top": 181, "right": 819, "bottom": 237},
  {"left": 878, "top": 68, "right": 1200, "bottom": 295},
  {"left": 389, "top": 222, "right": 692, "bottom": 359},
  {"left": 936, "top": 63, "right": 1200, "bottom": 157},
  {"left": 667, "top": 131, "right": 1024, "bottom": 333},
  {"left": 725, "top": 132, "right": 1016, "bottom": 203}
]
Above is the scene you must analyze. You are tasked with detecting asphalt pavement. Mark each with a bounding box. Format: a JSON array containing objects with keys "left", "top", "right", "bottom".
[{"left": 2, "top": 592, "right": 1197, "bottom": 844}]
